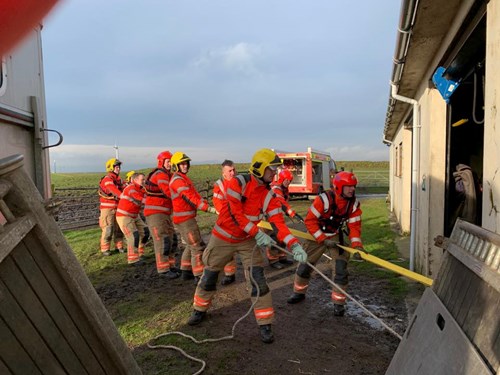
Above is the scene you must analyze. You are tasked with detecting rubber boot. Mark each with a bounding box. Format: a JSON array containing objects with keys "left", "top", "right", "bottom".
[
  {"left": 159, "top": 270, "right": 180, "bottom": 279},
  {"left": 269, "top": 262, "right": 284, "bottom": 270},
  {"left": 333, "top": 304, "right": 345, "bottom": 317},
  {"left": 259, "top": 324, "right": 274, "bottom": 344},
  {"left": 188, "top": 310, "right": 206, "bottom": 326},
  {"left": 287, "top": 293, "right": 306, "bottom": 304},
  {"left": 221, "top": 274, "right": 236, "bottom": 286},
  {"left": 181, "top": 270, "right": 194, "bottom": 280},
  {"left": 102, "top": 250, "right": 112, "bottom": 256},
  {"left": 193, "top": 276, "right": 200, "bottom": 285}
]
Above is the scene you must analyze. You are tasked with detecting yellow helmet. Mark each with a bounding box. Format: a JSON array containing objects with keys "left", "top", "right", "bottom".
[
  {"left": 126, "top": 170, "right": 136, "bottom": 183},
  {"left": 249, "top": 148, "right": 282, "bottom": 178},
  {"left": 105, "top": 158, "right": 122, "bottom": 172},
  {"left": 171, "top": 152, "right": 191, "bottom": 171}
]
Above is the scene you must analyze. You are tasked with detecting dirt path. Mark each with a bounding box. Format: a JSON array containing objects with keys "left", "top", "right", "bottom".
[{"left": 96, "top": 248, "right": 420, "bottom": 375}]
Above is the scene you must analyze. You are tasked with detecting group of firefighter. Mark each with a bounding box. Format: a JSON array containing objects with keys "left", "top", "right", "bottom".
[{"left": 98, "top": 148, "right": 365, "bottom": 344}]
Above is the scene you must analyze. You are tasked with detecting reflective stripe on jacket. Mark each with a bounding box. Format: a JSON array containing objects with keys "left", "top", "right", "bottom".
[
  {"left": 212, "top": 174, "right": 299, "bottom": 248},
  {"left": 212, "top": 178, "right": 229, "bottom": 213},
  {"left": 305, "top": 190, "right": 362, "bottom": 247},
  {"left": 170, "top": 172, "right": 209, "bottom": 224},
  {"left": 116, "top": 183, "right": 146, "bottom": 218},
  {"left": 99, "top": 172, "right": 123, "bottom": 210},
  {"left": 144, "top": 168, "right": 173, "bottom": 216}
]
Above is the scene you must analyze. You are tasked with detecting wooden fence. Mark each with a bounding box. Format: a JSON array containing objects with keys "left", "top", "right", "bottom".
[
  {"left": 54, "top": 180, "right": 214, "bottom": 231},
  {"left": 0, "top": 154, "right": 141, "bottom": 374}
]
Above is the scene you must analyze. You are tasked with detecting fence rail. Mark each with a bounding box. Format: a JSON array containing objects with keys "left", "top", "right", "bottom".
[
  {"left": 54, "top": 175, "right": 388, "bottom": 230},
  {"left": 54, "top": 180, "right": 214, "bottom": 230}
]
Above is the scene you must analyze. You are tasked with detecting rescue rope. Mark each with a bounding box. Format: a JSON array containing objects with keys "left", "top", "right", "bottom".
[
  {"left": 147, "top": 245, "right": 264, "bottom": 375},
  {"left": 272, "top": 242, "right": 403, "bottom": 340},
  {"left": 148, "top": 238, "right": 403, "bottom": 375}
]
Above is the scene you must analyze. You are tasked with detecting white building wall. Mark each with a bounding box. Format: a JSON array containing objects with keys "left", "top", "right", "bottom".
[
  {"left": 389, "top": 124, "right": 413, "bottom": 233},
  {"left": 483, "top": 0, "right": 500, "bottom": 233},
  {"left": 415, "top": 88, "right": 447, "bottom": 276}
]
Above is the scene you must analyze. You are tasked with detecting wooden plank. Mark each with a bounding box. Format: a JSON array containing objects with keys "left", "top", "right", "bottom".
[
  {"left": 433, "top": 251, "right": 452, "bottom": 298},
  {"left": 448, "top": 243, "right": 500, "bottom": 294},
  {"left": 0, "top": 277, "right": 65, "bottom": 375},
  {"left": 0, "top": 317, "right": 41, "bottom": 375},
  {"left": 0, "top": 216, "right": 35, "bottom": 264},
  {"left": 0, "top": 357, "right": 12, "bottom": 375},
  {"left": 442, "top": 256, "right": 463, "bottom": 310},
  {"left": 470, "top": 286, "right": 500, "bottom": 372},
  {"left": 10, "top": 243, "right": 105, "bottom": 375},
  {"left": 0, "top": 255, "right": 87, "bottom": 374},
  {"left": 455, "top": 273, "right": 482, "bottom": 326},
  {"left": 445, "top": 263, "right": 472, "bottom": 318},
  {"left": 22, "top": 233, "right": 121, "bottom": 374}
]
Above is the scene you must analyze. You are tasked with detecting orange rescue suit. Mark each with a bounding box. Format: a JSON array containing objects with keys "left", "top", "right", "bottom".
[
  {"left": 144, "top": 168, "right": 173, "bottom": 216},
  {"left": 116, "top": 183, "right": 146, "bottom": 218},
  {"left": 304, "top": 190, "right": 362, "bottom": 248},
  {"left": 170, "top": 172, "right": 209, "bottom": 224},
  {"left": 212, "top": 174, "right": 298, "bottom": 248},
  {"left": 98, "top": 172, "right": 123, "bottom": 210}
]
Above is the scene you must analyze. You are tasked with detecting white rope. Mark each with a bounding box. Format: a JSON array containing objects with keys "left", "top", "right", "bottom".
[
  {"left": 147, "top": 245, "right": 263, "bottom": 375},
  {"left": 275, "top": 242, "right": 403, "bottom": 340},
  {"left": 148, "top": 241, "right": 402, "bottom": 375}
]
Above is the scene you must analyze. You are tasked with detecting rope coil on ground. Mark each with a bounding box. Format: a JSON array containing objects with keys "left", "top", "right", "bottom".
[{"left": 147, "top": 245, "right": 263, "bottom": 375}]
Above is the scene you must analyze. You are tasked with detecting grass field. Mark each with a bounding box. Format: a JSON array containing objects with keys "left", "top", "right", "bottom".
[
  {"left": 64, "top": 196, "right": 406, "bottom": 372},
  {"left": 51, "top": 161, "right": 389, "bottom": 191}
]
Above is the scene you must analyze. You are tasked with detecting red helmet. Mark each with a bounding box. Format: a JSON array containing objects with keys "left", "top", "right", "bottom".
[
  {"left": 278, "top": 169, "right": 293, "bottom": 184},
  {"left": 333, "top": 171, "right": 357, "bottom": 194},
  {"left": 157, "top": 151, "right": 172, "bottom": 168}
]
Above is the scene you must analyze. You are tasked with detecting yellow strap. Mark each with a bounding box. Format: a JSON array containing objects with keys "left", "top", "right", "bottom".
[{"left": 257, "top": 220, "right": 433, "bottom": 287}]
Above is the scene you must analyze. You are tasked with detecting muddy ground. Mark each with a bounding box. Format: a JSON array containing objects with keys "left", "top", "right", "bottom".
[{"left": 95, "top": 236, "right": 424, "bottom": 375}]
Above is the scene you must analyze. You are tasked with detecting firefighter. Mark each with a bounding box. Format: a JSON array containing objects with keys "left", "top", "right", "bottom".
[
  {"left": 212, "top": 159, "right": 238, "bottom": 285},
  {"left": 187, "top": 148, "right": 308, "bottom": 344},
  {"left": 98, "top": 158, "right": 125, "bottom": 256},
  {"left": 169, "top": 152, "right": 217, "bottom": 283},
  {"left": 125, "top": 170, "right": 136, "bottom": 186},
  {"left": 266, "top": 168, "right": 303, "bottom": 269},
  {"left": 116, "top": 172, "right": 149, "bottom": 265},
  {"left": 144, "top": 151, "right": 181, "bottom": 279},
  {"left": 287, "top": 171, "right": 365, "bottom": 317}
]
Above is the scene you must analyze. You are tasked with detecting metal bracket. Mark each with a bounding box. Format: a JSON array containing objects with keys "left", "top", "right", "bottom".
[{"left": 41, "top": 128, "right": 64, "bottom": 149}]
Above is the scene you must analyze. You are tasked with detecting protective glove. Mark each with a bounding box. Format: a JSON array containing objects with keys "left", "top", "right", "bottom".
[
  {"left": 290, "top": 243, "right": 307, "bottom": 263},
  {"left": 323, "top": 239, "right": 338, "bottom": 248},
  {"left": 207, "top": 206, "right": 218, "bottom": 214},
  {"left": 255, "top": 230, "right": 275, "bottom": 247},
  {"left": 294, "top": 213, "right": 305, "bottom": 223},
  {"left": 352, "top": 246, "right": 367, "bottom": 261}
]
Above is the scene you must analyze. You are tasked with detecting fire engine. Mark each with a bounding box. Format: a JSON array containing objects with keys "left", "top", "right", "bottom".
[{"left": 275, "top": 147, "right": 337, "bottom": 197}]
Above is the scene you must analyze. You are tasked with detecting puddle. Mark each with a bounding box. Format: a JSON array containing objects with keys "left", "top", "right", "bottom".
[{"left": 326, "top": 300, "right": 388, "bottom": 331}]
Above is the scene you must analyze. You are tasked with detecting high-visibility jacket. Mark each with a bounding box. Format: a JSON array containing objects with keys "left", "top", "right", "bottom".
[
  {"left": 271, "top": 182, "right": 295, "bottom": 217},
  {"left": 212, "top": 174, "right": 299, "bottom": 248},
  {"left": 116, "top": 182, "right": 146, "bottom": 219},
  {"left": 98, "top": 172, "right": 123, "bottom": 210},
  {"left": 144, "top": 168, "right": 173, "bottom": 216},
  {"left": 305, "top": 190, "right": 362, "bottom": 248},
  {"left": 212, "top": 177, "right": 230, "bottom": 213},
  {"left": 170, "top": 172, "right": 209, "bottom": 224}
]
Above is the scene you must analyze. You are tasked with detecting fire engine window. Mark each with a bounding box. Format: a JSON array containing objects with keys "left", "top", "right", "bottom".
[{"left": 312, "top": 162, "right": 323, "bottom": 182}]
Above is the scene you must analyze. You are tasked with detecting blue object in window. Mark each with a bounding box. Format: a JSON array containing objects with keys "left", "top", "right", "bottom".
[{"left": 432, "top": 67, "right": 460, "bottom": 103}]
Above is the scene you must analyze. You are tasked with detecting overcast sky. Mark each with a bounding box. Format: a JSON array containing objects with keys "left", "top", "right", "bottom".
[{"left": 42, "top": 0, "right": 400, "bottom": 172}]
